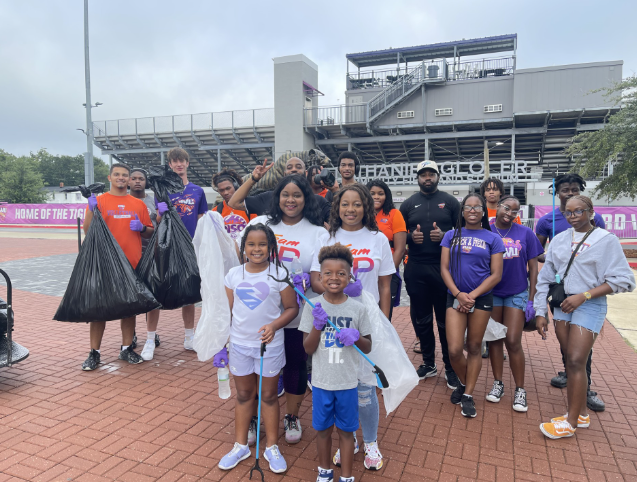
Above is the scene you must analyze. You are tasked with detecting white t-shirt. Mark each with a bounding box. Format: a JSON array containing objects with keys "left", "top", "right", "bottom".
[
  {"left": 242, "top": 215, "right": 330, "bottom": 329},
  {"left": 570, "top": 227, "right": 605, "bottom": 257},
  {"left": 224, "top": 263, "right": 290, "bottom": 348},
  {"left": 311, "top": 227, "right": 395, "bottom": 303}
]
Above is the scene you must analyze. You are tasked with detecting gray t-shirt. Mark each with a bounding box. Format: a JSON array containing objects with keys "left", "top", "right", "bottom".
[
  {"left": 141, "top": 194, "right": 158, "bottom": 251},
  {"left": 299, "top": 295, "right": 372, "bottom": 391}
]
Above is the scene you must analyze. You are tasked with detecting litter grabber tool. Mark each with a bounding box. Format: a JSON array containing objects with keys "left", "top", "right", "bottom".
[
  {"left": 249, "top": 342, "right": 266, "bottom": 481},
  {"left": 268, "top": 265, "right": 389, "bottom": 389}
]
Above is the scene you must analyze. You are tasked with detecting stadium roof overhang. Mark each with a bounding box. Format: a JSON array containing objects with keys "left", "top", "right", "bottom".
[{"left": 346, "top": 34, "right": 517, "bottom": 68}]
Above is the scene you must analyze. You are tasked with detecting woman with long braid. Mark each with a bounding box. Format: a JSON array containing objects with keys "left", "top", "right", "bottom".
[
  {"left": 441, "top": 193, "right": 505, "bottom": 418},
  {"left": 535, "top": 195, "right": 634, "bottom": 439}
]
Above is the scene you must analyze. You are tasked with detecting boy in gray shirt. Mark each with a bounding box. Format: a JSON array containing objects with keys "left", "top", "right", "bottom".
[{"left": 300, "top": 244, "right": 372, "bottom": 482}]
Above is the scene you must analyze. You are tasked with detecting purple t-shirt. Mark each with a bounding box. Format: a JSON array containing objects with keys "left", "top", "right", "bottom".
[
  {"left": 156, "top": 183, "right": 208, "bottom": 238},
  {"left": 535, "top": 208, "right": 606, "bottom": 241},
  {"left": 490, "top": 222, "right": 545, "bottom": 298},
  {"left": 441, "top": 228, "right": 505, "bottom": 295}
]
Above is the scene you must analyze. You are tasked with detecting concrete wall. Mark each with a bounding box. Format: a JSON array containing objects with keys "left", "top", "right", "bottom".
[
  {"left": 274, "top": 55, "right": 318, "bottom": 157},
  {"left": 513, "top": 61, "right": 623, "bottom": 113}
]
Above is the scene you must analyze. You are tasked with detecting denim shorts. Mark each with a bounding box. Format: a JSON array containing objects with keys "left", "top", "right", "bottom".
[
  {"left": 552, "top": 296, "right": 607, "bottom": 334},
  {"left": 493, "top": 289, "right": 528, "bottom": 311},
  {"left": 228, "top": 342, "right": 286, "bottom": 377}
]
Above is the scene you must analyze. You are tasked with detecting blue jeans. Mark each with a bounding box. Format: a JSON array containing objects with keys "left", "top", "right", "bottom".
[{"left": 357, "top": 382, "right": 379, "bottom": 444}]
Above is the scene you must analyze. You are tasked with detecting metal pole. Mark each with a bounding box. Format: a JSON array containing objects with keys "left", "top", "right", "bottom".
[
  {"left": 217, "top": 148, "right": 221, "bottom": 172},
  {"left": 160, "top": 151, "right": 165, "bottom": 165},
  {"left": 77, "top": 217, "right": 82, "bottom": 252},
  {"left": 484, "top": 139, "right": 490, "bottom": 179},
  {"left": 83, "top": 0, "right": 95, "bottom": 185}
]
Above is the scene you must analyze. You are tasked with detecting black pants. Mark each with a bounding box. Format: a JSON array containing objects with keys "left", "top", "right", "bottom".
[
  {"left": 387, "top": 272, "right": 401, "bottom": 321},
  {"left": 560, "top": 347, "right": 593, "bottom": 388},
  {"left": 404, "top": 262, "right": 451, "bottom": 370}
]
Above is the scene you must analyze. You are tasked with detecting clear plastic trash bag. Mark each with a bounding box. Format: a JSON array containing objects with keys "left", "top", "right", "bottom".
[
  {"left": 355, "top": 291, "right": 420, "bottom": 415},
  {"left": 192, "top": 211, "right": 239, "bottom": 361}
]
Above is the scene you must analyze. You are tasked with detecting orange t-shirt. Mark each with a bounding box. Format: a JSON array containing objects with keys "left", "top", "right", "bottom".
[
  {"left": 88, "top": 193, "right": 152, "bottom": 269},
  {"left": 376, "top": 209, "right": 407, "bottom": 252},
  {"left": 217, "top": 201, "right": 257, "bottom": 242},
  {"left": 317, "top": 188, "right": 329, "bottom": 198},
  {"left": 487, "top": 207, "right": 521, "bottom": 225}
]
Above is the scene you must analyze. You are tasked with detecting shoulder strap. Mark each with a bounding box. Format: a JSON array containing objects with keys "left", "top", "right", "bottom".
[
  {"left": 216, "top": 202, "right": 224, "bottom": 214},
  {"left": 563, "top": 227, "right": 596, "bottom": 279}
]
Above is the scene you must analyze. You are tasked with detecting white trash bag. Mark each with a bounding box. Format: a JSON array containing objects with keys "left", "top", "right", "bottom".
[
  {"left": 192, "top": 211, "right": 239, "bottom": 361},
  {"left": 464, "top": 318, "right": 507, "bottom": 344},
  {"left": 356, "top": 291, "right": 420, "bottom": 415}
]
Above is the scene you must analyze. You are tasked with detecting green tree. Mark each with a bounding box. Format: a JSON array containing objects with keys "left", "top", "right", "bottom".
[
  {"left": 32, "top": 149, "right": 109, "bottom": 186},
  {"left": 566, "top": 76, "right": 637, "bottom": 200},
  {"left": 0, "top": 156, "right": 47, "bottom": 203}
]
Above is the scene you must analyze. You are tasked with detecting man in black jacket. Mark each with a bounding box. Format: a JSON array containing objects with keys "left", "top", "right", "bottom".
[{"left": 400, "top": 160, "right": 460, "bottom": 387}]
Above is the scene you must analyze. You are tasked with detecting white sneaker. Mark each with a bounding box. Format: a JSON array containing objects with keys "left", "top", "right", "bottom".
[
  {"left": 184, "top": 335, "right": 194, "bottom": 351},
  {"left": 141, "top": 339, "right": 155, "bottom": 361}
]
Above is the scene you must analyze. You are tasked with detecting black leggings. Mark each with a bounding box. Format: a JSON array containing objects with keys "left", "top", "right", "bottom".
[{"left": 283, "top": 328, "right": 308, "bottom": 395}]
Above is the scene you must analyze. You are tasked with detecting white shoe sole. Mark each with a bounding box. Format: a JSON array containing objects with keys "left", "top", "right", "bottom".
[
  {"left": 218, "top": 450, "right": 250, "bottom": 470},
  {"left": 539, "top": 424, "right": 575, "bottom": 439},
  {"left": 263, "top": 452, "right": 287, "bottom": 473},
  {"left": 513, "top": 404, "right": 529, "bottom": 412},
  {"left": 418, "top": 370, "right": 437, "bottom": 380},
  {"left": 550, "top": 416, "right": 589, "bottom": 428},
  {"left": 486, "top": 394, "right": 502, "bottom": 403},
  {"left": 141, "top": 345, "right": 155, "bottom": 361},
  {"left": 461, "top": 409, "right": 477, "bottom": 418}
]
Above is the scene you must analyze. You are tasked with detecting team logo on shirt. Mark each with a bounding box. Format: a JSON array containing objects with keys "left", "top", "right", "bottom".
[
  {"left": 224, "top": 213, "right": 248, "bottom": 240},
  {"left": 107, "top": 207, "right": 135, "bottom": 219},
  {"left": 502, "top": 238, "right": 522, "bottom": 259},
  {"left": 321, "top": 315, "right": 352, "bottom": 364},
  {"left": 173, "top": 194, "right": 196, "bottom": 216},
  {"left": 236, "top": 281, "right": 270, "bottom": 310},
  {"left": 438, "top": 203, "right": 446, "bottom": 209},
  {"left": 275, "top": 234, "right": 301, "bottom": 263},
  {"left": 379, "top": 217, "right": 389, "bottom": 224},
  {"left": 342, "top": 244, "right": 374, "bottom": 275},
  {"left": 453, "top": 236, "right": 487, "bottom": 254}
]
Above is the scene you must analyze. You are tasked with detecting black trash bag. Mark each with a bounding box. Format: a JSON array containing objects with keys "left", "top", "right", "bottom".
[
  {"left": 61, "top": 183, "right": 106, "bottom": 198},
  {"left": 53, "top": 189, "right": 161, "bottom": 322},
  {"left": 136, "top": 165, "right": 202, "bottom": 310}
]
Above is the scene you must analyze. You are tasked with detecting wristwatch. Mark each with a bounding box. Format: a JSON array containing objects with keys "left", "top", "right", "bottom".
[{"left": 583, "top": 291, "right": 592, "bottom": 301}]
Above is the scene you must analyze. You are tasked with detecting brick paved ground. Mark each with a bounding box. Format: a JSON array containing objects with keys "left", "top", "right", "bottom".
[{"left": 1, "top": 240, "right": 637, "bottom": 481}]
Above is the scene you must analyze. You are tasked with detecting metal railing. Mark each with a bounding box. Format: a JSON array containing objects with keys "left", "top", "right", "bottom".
[
  {"left": 304, "top": 104, "right": 367, "bottom": 127},
  {"left": 93, "top": 108, "right": 275, "bottom": 137},
  {"left": 368, "top": 60, "right": 447, "bottom": 120},
  {"left": 346, "top": 56, "right": 514, "bottom": 90}
]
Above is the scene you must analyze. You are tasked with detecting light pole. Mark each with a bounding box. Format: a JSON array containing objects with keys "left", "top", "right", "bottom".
[
  {"left": 483, "top": 140, "right": 504, "bottom": 179},
  {"left": 83, "top": 0, "right": 95, "bottom": 185}
]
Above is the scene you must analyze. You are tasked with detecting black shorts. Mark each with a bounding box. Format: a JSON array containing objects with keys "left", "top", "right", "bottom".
[{"left": 446, "top": 292, "right": 494, "bottom": 312}]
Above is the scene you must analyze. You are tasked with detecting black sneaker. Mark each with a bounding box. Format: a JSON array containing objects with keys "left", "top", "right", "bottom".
[
  {"left": 119, "top": 346, "right": 144, "bottom": 364},
  {"left": 131, "top": 334, "right": 137, "bottom": 350},
  {"left": 154, "top": 333, "right": 161, "bottom": 347},
  {"left": 587, "top": 390, "right": 605, "bottom": 412},
  {"left": 445, "top": 370, "right": 460, "bottom": 390},
  {"left": 486, "top": 381, "right": 504, "bottom": 403},
  {"left": 513, "top": 387, "right": 528, "bottom": 412},
  {"left": 82, "top": 349, "right": 100, "bottom": 371},
  {"left": 450, "top": 384, "right": 465, "bottom": 404},
  {"left": 461, "top": 395, "right": 477, "bottom": 418},
  {"left": 417, "top": 364, "right": 437, "bottom": 380},
  {"left": 551, "top": 371, "right": 567, "bottom": 388}
]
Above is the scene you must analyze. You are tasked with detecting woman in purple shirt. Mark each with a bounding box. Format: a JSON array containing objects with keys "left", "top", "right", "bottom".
[
  {"left": 441, "top": 193, "right": 504, "bottom": 418},
  {"left": 486, "top": 196, "right": 544, "bottom": 413}
]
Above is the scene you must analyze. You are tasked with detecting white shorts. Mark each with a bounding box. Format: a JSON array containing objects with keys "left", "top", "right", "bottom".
[{"left": 228, "top": 342, "right": 286, "bottom": 377}]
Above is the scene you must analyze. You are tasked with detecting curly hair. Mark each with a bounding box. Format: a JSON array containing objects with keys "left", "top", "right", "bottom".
[
  {"left": 238, "top": 223, "right": 281, "bottom": 267},
  {"left": 479, "top": 177, "right": 504, "bottom": 198},
  {"left": 328, "top": 184, "right": 378, "bottom": 237},
  {"left": 212, "top": 168, "right": 243, "bottom": 189},
  {"left": 318, "top": 243, "right": 354, "bottom": 267},
  {"left": 553, "top": 173, "right": 586, "bottom": 193},
  {"left": 266, "top": 175, "right": 323, "bottom": 227},
  {"left": 366, "top": 179, "right": 395, "bottom": 215}
]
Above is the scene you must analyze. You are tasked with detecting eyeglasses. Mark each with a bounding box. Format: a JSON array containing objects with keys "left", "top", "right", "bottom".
[
  {"left": 462, "top": 205, "right": 484, "bottom": 213},
  {"left": 499, "top": 205, "right": 520, "bottom": 216},
  {"left": 564, "top": 208, "right": 590, "bottom": 217}
]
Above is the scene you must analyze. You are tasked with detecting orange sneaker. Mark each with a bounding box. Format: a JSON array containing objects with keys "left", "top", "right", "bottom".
[
  {"left": 540, "top": 420, "right": 576, "bottom": 439},
  {"left": 551, "top": 414, "right": 590, "bottom": 428}
]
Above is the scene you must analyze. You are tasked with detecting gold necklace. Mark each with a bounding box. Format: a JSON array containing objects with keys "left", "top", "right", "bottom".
[{"left": 494, "top": 223, "right": 513, "bottom": 239}]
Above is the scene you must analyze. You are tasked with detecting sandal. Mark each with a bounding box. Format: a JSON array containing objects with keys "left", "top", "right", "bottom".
[{"left": 413, "top": 341, "right": 422, "bottom": 354}]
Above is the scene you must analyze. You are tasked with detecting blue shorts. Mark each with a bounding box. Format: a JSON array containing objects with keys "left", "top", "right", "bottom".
[
  {"left": 552, "top": 296, "right": 607, "bottom": 334},
  {"left": 493, "top": 289, "right": 528, "bottom": 310},
  {"left": 312, "top": 386, "right": 359, "bottom": 432}
]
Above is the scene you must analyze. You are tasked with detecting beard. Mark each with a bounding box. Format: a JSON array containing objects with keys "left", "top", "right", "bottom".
[{"left": 419, "top": 179, "right": 439, "bottom": 193}]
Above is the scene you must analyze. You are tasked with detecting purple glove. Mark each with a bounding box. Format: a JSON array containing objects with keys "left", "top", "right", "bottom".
[
  {"left": 343, "top": 278, "right": 363, "bottom": 297},
  {"left": 87, "top": 194, "right": 98, "bottom": 212},
  {"left": 293, "top": 273, "right": 310, "bottom": 306},
  {"left": 312, "top": 302, "right": 329, "bottom": 331},
  {"left": 335, "top": 328, "right": 360, "bottom": 346},
  {"left": 525, "top": 300, "right": 536, "bottom": 322},
  {"left": 157, "top": 202, "right": 169, "bottom": 215},
  {"left": 213, "top": 347, "right": 229, "bottom": 367},
  {"left": 130, "top": 214, "right": 144, "bottom": 232}
]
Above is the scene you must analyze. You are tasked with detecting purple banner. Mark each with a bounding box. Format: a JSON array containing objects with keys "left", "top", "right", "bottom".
[
  {"left": 0, "top": 204, "right": 86, "bottom": 226},
  {"left": 534, "top": 206, "right": 637, "bottom": 238}
]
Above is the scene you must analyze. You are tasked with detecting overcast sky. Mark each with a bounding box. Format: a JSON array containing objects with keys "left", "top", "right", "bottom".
[{"left": 1, "top": 0, "right": 635, "bottom": 160}]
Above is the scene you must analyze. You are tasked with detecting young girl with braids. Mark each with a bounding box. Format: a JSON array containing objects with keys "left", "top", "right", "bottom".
[
  {"left": 440, "top": 193, "right": 505, "bottom": 418},
  {"left": 311, "top": 184, "right": 394, "bottom": 471},
  {"left": 534, "top": 195, "right": 634, "bottom": 440},
  {"left": 217, "top": 223, "right": 299, "bottom": 474}
]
